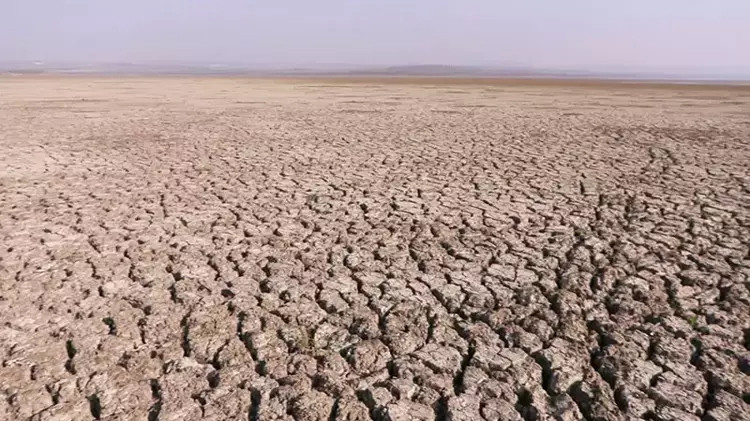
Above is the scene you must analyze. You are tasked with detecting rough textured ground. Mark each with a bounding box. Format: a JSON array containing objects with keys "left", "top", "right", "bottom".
[{"left": 1, "top": 77, "right": 749, "bottom": 421}]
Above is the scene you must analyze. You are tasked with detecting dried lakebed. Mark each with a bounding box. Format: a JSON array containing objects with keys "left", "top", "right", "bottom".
[{"left": 0, "top": 77, "right": 749, "bottom": 420}]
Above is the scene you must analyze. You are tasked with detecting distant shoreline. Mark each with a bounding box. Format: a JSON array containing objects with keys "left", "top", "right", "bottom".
[
  {"left": 2, "top": 63, "right": 748, "bottom": 84},
  {"left": 3, "top": 73, "right": 749, "bottom": 90}
]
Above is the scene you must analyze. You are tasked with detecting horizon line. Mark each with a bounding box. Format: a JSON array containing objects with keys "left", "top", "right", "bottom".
[{"left": 2, "top": 62, "right": 750, "bottom": 82}]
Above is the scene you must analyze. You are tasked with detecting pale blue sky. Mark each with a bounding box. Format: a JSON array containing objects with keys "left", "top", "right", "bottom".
[{"left": 2, "top": 0, "right": 749, "bottom": 73}]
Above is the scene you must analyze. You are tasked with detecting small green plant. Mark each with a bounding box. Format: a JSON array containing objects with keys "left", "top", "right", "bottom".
[{"left": 102, "top": 317, "right": 117, "bottom": 335}]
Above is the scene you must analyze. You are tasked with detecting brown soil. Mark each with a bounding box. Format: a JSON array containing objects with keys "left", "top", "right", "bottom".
[{"left": 1, "top": 77, "right": 748, "bottom": 421}]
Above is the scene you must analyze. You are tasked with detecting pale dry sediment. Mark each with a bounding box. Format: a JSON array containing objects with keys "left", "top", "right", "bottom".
[{"left": 0, "top": 77, "right": 749, "bottom": 420}]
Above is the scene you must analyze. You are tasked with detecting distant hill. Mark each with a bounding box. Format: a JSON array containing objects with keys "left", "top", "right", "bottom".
[
  {"left": 2, "top": 62, "right": 748, "bottom": 82},
  {"left": 350, "top": 65, "right": 493, "bottom": 76}
]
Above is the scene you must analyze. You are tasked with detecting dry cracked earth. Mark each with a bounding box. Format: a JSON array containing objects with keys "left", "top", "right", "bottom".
[{"left": 1, "top": 77, "right": 749, "bottom": 421}]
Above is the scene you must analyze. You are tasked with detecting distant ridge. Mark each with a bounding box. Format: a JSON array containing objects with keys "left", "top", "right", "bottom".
[
  {"left": 350, "top": 65, "right": 493, "bottom": 76},
  {"left": 1, "top": 62, "right": 749, "bottom": 82}
]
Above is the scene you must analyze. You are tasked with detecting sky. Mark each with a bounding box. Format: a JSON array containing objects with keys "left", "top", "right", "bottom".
[{"left": 2, "top": 0, "right": 749, "bottom": 75}]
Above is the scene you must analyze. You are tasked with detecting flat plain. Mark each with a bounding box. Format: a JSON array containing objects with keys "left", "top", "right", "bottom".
[{"left": 1, "top": 76, "right": 749, "bottom": 420}]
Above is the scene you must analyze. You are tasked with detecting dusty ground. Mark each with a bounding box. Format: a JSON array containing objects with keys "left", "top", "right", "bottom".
[{"left": 1, "top": 77, "right": 749, "bottom": 421}]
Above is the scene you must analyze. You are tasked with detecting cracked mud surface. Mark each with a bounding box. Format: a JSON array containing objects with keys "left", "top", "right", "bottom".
[{"left": 1, "top": 77, "right": 749, "bottom": 420}]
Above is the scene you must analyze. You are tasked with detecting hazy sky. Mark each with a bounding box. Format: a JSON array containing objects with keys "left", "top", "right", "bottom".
[{"left": 2, "top": 0, "right": 749, "bottom": 73}]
